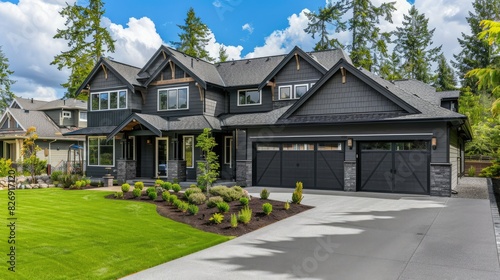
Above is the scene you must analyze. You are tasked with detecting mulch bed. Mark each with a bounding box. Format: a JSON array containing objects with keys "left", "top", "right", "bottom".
[{"left": 105, "top": 190, "right": 313, "bottom": 237}]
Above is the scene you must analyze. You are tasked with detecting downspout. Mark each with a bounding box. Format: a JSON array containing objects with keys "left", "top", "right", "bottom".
[{"left": 48, "top": 139, "right": 57, "bottom": 166}]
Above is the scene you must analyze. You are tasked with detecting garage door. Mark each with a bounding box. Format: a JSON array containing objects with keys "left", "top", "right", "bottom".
[
  {"left": 254, "top": 142, "right": 344, "bottom": 189},
  {"left": 358, "top": 141, "right": 429, "bottom": 194}
]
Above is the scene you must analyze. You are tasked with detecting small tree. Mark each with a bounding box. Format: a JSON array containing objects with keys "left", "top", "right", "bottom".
[
  {"left": 196, "top": 128, "right": 219, "bottom": 195},
  {"left": 21, "top": 127, "right": 46, "bottom": 183}
]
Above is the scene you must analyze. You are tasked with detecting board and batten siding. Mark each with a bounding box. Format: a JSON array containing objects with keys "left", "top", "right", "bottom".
[
  {"left": 205, "top": 89, "right": 226, "bottom": 116},
  {"left": 141, "top": 82, "right": 203, "bottom": 117},
  {"left": 295, "top": 71, "right": 404, "bottom": 116},
  {"left": 89, "top": 67, "right": 125, "bottom": 90},
  {"left": 449, "top": 128, "right": 459, "bottom": 189},
  {"left": 88, "top": 109, "right": 134, "bottom": 127},
  {"left": 229, "top": 87, "right": 273, "bottom": 114}
]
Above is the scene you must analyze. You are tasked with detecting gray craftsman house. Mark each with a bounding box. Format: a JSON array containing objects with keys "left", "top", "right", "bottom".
[{"left": 66, "top": 45, "right": 471, "bottom": 196}]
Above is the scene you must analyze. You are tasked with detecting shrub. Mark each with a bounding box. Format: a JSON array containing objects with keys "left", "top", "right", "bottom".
[
  {"left": 239, "top": 197, "right": 249, "bottom": 206},
  {"left": 237, "top": 206, "right": 252, "bottom": 224},
  {"left": 260, "top": 188, "right": 270, "bottom": 199},
  {"left": 178, "top": 202, "right": 189, "bottom": 212},
  {"left": 292, "top": 181, "right": 304, "bottom": 204},
  {"left": 209, "top": 213, "right": 224, "bottom": 224},
  {"left": 231, "top": 186, "right": 243, "bottom": 193},
  {"left": 207, "top": 196, "right": 224, "bottom": 208},
  {"left": 188, "top": 193, "right": 207, "bottom": 205},
  {"left": 114, "top": 191, "right": 124, "bottom": 199},
  {"left": 189, "top": 184, "right": 198, "bottom": 189},
  {"left": 216, "top": 202, "right": 230, "bottom": 213},
  {"left": 71, "top": 180, "right": 84, "bottom": 189},
  {"left": 468, "top": 166, "right": 476, "bottom": 177},
  {"left": 161, "top": 182, "right": 172, "bottom": 190},
  {"left": 155, "top": 179, "right": 164, "bottom": 186},
  {"left": 121, "top": 183, "right": 131, "bottom": 193},
  {"left": 188, "top": 204, "right": 199, "bottom": 215},
  {"left": 209, "top": 185, "right": 229, "bottom": 196},
  {"left": 173, "top": 199, "right": 183, "bottom": 209},
  {"left": 148, "top": 191, "right": 158, "bottom": 200},
  {"left": 184, "top": 187, "right": 202, "bottom": 199},
  {"left": 60, "top": 174, "right": 79, "bottom": 189},
  {"left": 162, "top": 191, "right": 171, "bottom": 201},
  {"left": 50, "top": 170, "right": 62, "bottom": 182},
  {"left": 172, "top": 183, "right": 181, "bottom": 193},
  {"left": 134, "top": 181, "right": 144, "bottom": 190},
  {"left": 132, "top": 188, "right": 141, "bottom": 198},
  {"left": 146, "top": 187, "right": 156, "bottom": 195},
  {"left": 168, "top": 194, "right": 178, "bottom": 204},
  {"left": 84, "top": 178, "right": 91, "bottom": 186},
  {"left": 219, "top": 188, "right": 243, "bottom": 202},
  {"left": 0, "top": 158, "right": 12, "bottom": 177},
  {"left": 284, "top": 201, "right": 290, "bottom": 210},
  {"left": 230, "top": 213, "right": 238, "bottom": 228},
  {"left": 262, "top": 203, "right": 273, "bottom": 215}
]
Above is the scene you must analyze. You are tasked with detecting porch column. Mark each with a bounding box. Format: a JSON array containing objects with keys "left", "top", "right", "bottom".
[
  {"left": 344, "top": 161, "right": 356, "bottom": 192},
  {"left": 116, "top": 160, "right": 136, "bottom": 184},
  {"left": 168, "top": 160, "right": 186, "bottom": 182}
]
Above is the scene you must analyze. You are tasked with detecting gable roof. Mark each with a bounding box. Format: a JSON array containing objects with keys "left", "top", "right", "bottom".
[
  {"left": 11, "top": 97, "right": 48, "bottom": 110},
  {"left": 393, "top": 79, "right": 441, "bottom": 105},
  {"left": 36, "top": 98, "right": 87, "bottom": 111},
  {"left": 216, "top": 55, "right": 286, "bottom": 87}
]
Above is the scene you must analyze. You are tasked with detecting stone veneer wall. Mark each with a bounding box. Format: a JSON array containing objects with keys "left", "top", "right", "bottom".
[
  {"left": 344, "top": 161, "right": 356, "bottom": 192},
  {"left": 168, "top": 160, "right": 186, "bottom": 182},
  {"left": 430, "top": 163, "right": 451, "bottom": 196},
  {"left": 236, "top": 160, "right": 252, "bottom": 187},
  {"left": 116, "top": 160, "right": 136, "bottom": 183}
]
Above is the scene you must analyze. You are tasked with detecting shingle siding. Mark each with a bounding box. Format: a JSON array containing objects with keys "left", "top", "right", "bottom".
[
  {"left": 295, "top": 71, "right": 404, "bottom": 116},
  {"left": 274, "top": 58, "right": 322, "bottom": 86}
]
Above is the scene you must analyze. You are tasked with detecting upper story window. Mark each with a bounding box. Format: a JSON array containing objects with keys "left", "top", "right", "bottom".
[
  {"left": 79, "top": 111, "right": 87, "bottom": 121},
  {"left": 278, "top": 84, "right": 309, "bottom": 100},
  {"left": 279, "top": 86, "right": 292, "bottom": 100},
  {"left": 91, "top": 90, "right": 127, "bottom": 111},
  {"left": 238, "top": 89, "right": 261, "bottom": 106},
  {"left": 62, "top": 111, "right": 72, "bottom": 119},
  {"left": 294, "top": 84, "right": 308, "bottom": 98},
  {"left": 158, "top": 87, "right": 189, "bottom": 111}
]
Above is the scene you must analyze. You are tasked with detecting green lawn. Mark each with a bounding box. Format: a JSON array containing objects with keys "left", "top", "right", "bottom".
[{"left": 0, "top": 188, "right": 230, "bottom": 279}]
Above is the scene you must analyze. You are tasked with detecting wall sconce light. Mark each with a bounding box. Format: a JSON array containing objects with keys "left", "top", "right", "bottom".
[
  {"left": 146, "top": 138, "right": 151, "bottom": 145},
  {"left": 347, "top": 138, "right": 353, "bottom": 150},
  {"left": 431, "top": 137, "right": 437, "bottom": 150}
]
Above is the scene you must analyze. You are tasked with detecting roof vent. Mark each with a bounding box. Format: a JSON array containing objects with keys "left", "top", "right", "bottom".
[
  {"left": 31, "top": 98, "right": 33, "bottom": 103},
  {"left": 231, "top": 59, "right": 235, "bottom": 65},
  {"left": 265, "top": 57, "right": 270, "bottom": 62},
  {"left": 24, "top": 110, "right": 29, "bottom": 113},
  {"left": 246, "top": 59, "right": 251, "bottom": 64},
  {"left": 191, "top": 58, "right": 193, "bottom": 68}
]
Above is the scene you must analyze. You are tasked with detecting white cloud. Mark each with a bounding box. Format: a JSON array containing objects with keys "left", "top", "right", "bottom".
[
  {"left": 206, "top": 30, "right": 244, "bottom": 61},
  {"left": 242, "top": 23, "right": 254, "bottom": 34},
  {"left": 245, "top": 9, "right": 314, "bottom": 58},
  {"left": 14, "top": 77, "right": 58, "bottom": 101}
]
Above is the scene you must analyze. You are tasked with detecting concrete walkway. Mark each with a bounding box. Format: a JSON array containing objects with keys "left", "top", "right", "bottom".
[{"left": 121, "top": 181, "right": 500, "bottom": 280}]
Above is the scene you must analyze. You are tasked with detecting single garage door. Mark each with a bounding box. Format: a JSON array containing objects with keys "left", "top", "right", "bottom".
[
  {"left": 254, "top": 142, "right": 344, "bottom": 189},
  {"left": 358, "top": 141, "right": 430, "bottom": 194}
]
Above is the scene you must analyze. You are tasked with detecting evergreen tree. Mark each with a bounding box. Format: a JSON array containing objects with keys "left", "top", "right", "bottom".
[
  {"left": 172, "top": 7, "right": 213, "bottom": 61},
  {"left": 453, "top": 0, "right": 500, "bottom": 92},
  {"left": 305, "top": 0, "right": 395, "bottom": 71},
  {"left": 52, "top": 0, "right": 115, "bottom": 99},
  {"left": 379, "top": 50, "right": 402, "bottom": 81},
  {"left": 433, "top": 53, "right": 457, "bottom": 91},
  {"left": 394, "top": 6, "right": 442, "bottom": 83},
  {"left": 217, "top": 46, "right": 228, "bottom": 63},
  {"left": 0, "top": 46, "right": 15, "bottom": 113}
]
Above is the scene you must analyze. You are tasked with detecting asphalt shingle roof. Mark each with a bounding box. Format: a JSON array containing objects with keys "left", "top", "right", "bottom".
[
  {"left": 393, "top": 79, "right": 441, "bottom": 105},
  {"left": 105, "top": 59, "right": 141, "bottom": 86}
]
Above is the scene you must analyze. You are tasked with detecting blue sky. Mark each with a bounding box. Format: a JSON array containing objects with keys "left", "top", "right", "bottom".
[{"left": 0, "top": 0, "right": 473, "bottom": 99}]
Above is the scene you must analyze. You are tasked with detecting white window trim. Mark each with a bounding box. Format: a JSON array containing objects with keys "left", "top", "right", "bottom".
[
  {"left": 90, "top": 89, "right": 128, "bottom": 111},
  {"left": 62, "top": 111, "right": 72, "bottom": 118},
  {"left": 87, "top": 136, "right": 115, "bottom": 167},
  {"left": 294, "top": 84, "right": 309, "bottom": 99},
  {"left": 183, "top": 135, "right": 194, "bottom": 168},
  {"left": 224, "top": 136, "right": 233, "bottom": 167},
  {"left": 237, "top": 89, "right": 262, "bottom": 106},
  {"left": 79, "top": 111, "right": 87, "bottom": 122},
  {"left": 155, "top": 137, "right": 169, "bottom": 177},
  {"left": 278, "top": 85, "right": 292, "bottom": 100},
  {"left": 157, "top": 86, "right": 189, "bottom": 111}
]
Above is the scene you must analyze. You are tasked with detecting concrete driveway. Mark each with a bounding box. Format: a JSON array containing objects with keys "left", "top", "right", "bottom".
[{"left": 123, "top": 185, "right": 500, "bottom": 280}]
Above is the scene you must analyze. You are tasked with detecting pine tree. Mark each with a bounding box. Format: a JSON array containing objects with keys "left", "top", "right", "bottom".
[
  {"left": 52, "top": 0, "right": 115, "bottom": 99},
  {"left": 305, "top": 0, "right": 395, "bottom": 71},
  {"left": 172, "top": 7, "right": 213, "bottom": 61},
  {"left": 379, "top": 50, "right": 402, "bottom": 81},
  {"left": 433, "top": 53, "right": 457, "bottom": 91},
  {"left": 0, "top": 46, "right": 15, "bottom": 113},
  {"left": 394, "top": 6, "right": 442, "bottom": 83},
  {"left": 453, "top": 0, "right": 500, "bottom": 92},
  {"left": 218, "top": 46, "right": 228, "bottom": 63}
]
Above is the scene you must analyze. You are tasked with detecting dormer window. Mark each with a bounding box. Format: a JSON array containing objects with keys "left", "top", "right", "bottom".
[
  {"left": 62, "top": 111, "right": 72, "bottom": 118},
  {"left": 278, "top": 84, "right": 309, "bottom": 100},
  {"left": 294, "top": 84, "right": 308, "bottom": 98},
  {"left": 279, "top": 86, "right": 292, "bottom": 100},
  {"left": 91, "top": 90, "right": 127, "bottom": 111},
  {"left": 238, "top": 89, "right": 261, "bottom": 106}
]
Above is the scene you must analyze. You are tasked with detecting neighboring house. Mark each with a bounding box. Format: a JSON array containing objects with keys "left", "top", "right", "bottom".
[
  {"left": 0, "top": 97, "right": 87, "bottom": 172},
  {"left": 66, "top": 45, "right": 471, "bottom": 196}
]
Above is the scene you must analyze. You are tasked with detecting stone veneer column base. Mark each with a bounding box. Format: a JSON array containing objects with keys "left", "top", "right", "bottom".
[
  {"left": 430, "top": 163, "right": 451, "bottom": 197},
  {"left": 168, "top": 160, "right": 186, "bottom": 182},
  {"left": 116, "top": 160, "right": 136, "bottom": 184},
  {"left": 344, "top": 161, "right": 356, "bottom": 192},
  {"left": 236, "top": 160, "right": 252, "bottom": 187}
]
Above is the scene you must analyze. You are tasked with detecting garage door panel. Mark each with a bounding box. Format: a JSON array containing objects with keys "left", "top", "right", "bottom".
[
  {"left": 282, "top": 151, "right": 315, "bottom": 187},
  {"left": 360, "top": 152, "right": 393, "bottom": 192},
  {"left": 316, "top": 151, "right": 344, "bottom": 190},
  {"left": 255, "top": 151, "right": 281, "bottom": 186},
  {"left": 393, "top": 152, "right": 428, "bottom": 193}
]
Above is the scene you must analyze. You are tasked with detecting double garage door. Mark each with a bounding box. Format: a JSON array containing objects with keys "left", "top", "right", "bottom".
[
  {"left": 254, "top": 140, "right": 430, "bottom": 194},
  {"left": 254, "top": 142, "right": 344, "bottom": 190}
]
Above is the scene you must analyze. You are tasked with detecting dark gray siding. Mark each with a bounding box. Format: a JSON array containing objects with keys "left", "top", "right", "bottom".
[
  {"left": 272, "top": 57, "right": 322, "bottom": 100},
  {"left": 141, "top": 82, "right": 203, "bottom": 117},
  {"left": 89, "top": 68, "right": 124, "bottom": 90},
  {"left": 44, "top": 109, "right": 78, "bottom": 127},
  {"left": 88, "top": 109, "right": 133, "bottom": 127},
  {"left": 450, "top": 128, "right": 459, "bottom": 189},
  {"left": 129, "top": 91, "right": 143, "bottom": 111},
  {"left": 229, "top": 87, "right": 273, "bottom": 113},
  {"left": 205, "top": 89, "right": 225, "bottom": 116},
  {"left": 44, "top": 110, "right": 61, "bottom": 126},
  {"left": 294, "top": 71, "right": 404, "bottom": 116}
]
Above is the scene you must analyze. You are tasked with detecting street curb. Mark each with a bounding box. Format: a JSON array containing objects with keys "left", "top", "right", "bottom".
[{"left": 487, "top": 178, "right": 500, "bottom": 266}]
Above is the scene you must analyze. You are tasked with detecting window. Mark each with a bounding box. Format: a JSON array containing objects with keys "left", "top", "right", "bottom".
[
  {"left": 158, "top": 87, "right": 188, "bottom": 111},
  {"left": 88, "top": 136, "right": 115, "bottom": 166},
  {"left": 256, "top": 143, "right": 280, "bottom": 151},
  {"left": 79, "top": 111, "right": 87, "bottom": 121},
  {"left": 124, "top": 136, "right": 135, "bottom": 160},
  {"left": 91, "top": 90, "right": 127, "bottom": 111},
  {"left": 238, "top": 89, "right": 261, "bottom": 106},
  {"left": 318, "top": 143, "right": 343, "bottom": 151},
  {"left": 224, "top": 136, "right": 233, "bottom": 166},
  {"left": 183, "top": 135, "right": 194, "bottom": 168},
  {"left": 279, "top": 86, "right": 292, "bottom": 100},
  {"left": 294, "top": 84, "right": 308, "bottom": 99},
  {"left": 283, "top": 143, "right": 314, "bottom": 151},
  {"left": 395, "top": 141, "right": 428, "bottom": 151},
  {"left": 62, "top": 111, "right": 71, "bottom": 118},
  {"left": 361, "top": 142, "right": 391, "bottom": 151}
]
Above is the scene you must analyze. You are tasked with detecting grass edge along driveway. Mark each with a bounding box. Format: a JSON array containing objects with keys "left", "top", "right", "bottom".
[{"left": 0, "top": 188, "right": 230, "bottom": 280}]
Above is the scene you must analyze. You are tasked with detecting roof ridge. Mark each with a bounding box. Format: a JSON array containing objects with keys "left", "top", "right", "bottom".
[{"left": 104, "top": 58, "right": 141, "bottom": 70}]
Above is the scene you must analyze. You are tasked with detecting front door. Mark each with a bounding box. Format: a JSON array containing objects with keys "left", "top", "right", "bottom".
[{"left": 155, "top": 137, "right": 169, "bottom": 177}]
